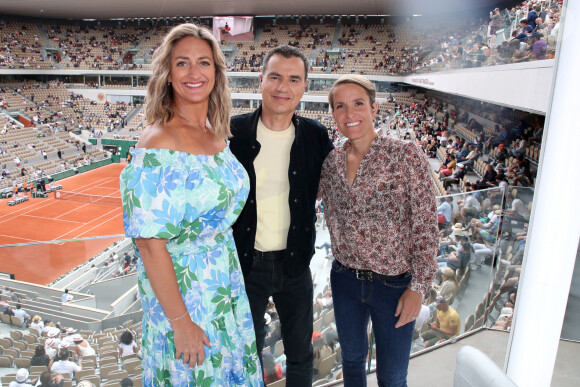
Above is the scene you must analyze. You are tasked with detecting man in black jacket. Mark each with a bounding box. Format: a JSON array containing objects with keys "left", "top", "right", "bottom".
[{"left": 230, "top": 45, "right": 333, "bottom": 386}]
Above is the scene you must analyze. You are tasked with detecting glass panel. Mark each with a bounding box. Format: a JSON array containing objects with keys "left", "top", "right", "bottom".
[
  {"left": 229, "top": 77, "right": 260, "bottom": 92},
  {"left": 0, "top": 185, "right": 531, "bottom": 385},
  {"left": 308, "top": 187, "right": 518, "bottom": 384},
  {"left": 0, "top": 237, "right": 139, "bottom": 332}
]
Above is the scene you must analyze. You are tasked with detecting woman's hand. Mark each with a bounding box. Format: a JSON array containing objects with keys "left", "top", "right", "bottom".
[
  {"left": 136, "top": 238, "right": 212, "bottom": 367},
  {"left": 395, "top": 289, "right": 422, "bottom": 328},
  {"left": 172, "top": 317, "right": 212, "bottom": 368}
]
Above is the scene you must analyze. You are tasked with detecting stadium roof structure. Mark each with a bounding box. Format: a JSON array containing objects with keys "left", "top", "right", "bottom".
[{"left": 0, "top": 0, "right": 511, "bottom": 20}]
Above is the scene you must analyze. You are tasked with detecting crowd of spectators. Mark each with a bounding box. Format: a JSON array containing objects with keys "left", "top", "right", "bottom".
[
  {"left": 0, "top": 1, "right": 559, "bottom": 75},
  {"left": 373, "top": 87, "right": 537, "bottom": 348},
  {"left": 416, "top": 1, "right": 561, "bottom": 72}
]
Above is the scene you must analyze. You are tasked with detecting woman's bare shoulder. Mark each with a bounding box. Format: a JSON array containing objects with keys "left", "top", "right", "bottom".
[{"left": 136, "top": 124, "right": 176, "bottom": 150}]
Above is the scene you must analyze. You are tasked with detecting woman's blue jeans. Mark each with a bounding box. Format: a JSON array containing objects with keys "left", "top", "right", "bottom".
[{"left": 330, "top": 260, "right": 414, "bottom": 387}]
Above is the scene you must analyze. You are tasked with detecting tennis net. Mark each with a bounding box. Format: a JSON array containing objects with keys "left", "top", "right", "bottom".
[{"left": 54, "top": 191, "right": 122, "bottom": 207}]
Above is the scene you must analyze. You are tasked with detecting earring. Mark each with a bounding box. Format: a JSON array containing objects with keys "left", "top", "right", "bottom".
[{"left": 167, "top": 81, "right": 172, "bottom": 86}]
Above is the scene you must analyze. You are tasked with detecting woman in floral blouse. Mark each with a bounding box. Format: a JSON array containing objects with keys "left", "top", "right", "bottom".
[{"left": 319, "top": 74, "right": 439, "bottom": 386}]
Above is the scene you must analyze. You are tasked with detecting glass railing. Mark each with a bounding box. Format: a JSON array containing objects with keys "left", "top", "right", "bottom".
[{"left": 0, "top": 185, "right": 536, "bottom": 386}]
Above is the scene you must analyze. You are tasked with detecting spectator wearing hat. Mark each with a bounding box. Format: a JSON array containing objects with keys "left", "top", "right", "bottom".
[
  {"left": 420, "top": 296, "right": 461, "bottom": 347},
  {"left": 492, "top": 143, "right": 509, "bottom": 167},
  {"left": 432, "top": 267, "right": 458, "bottom": 303},
  {"left": 51, "top": 348, "right": 81, "bottom": 379},
  {"left": 72, "top": 334, "right": 95, "bottom": 358},
  {"left": 9, "top": 369, "right": 34, "bottom": 387},
  {"left": 60, "top": 327, "right": 76, "bottom": 346},
  {"left": 312, "top": 331, "right": 333, "bottom": 374},
  {"left": 44, "top": 338, "right": 58, "bottom": 360},
  {"left": 30, "top": 315, "right": 44, "bottom": 334},
  {"left": 489, "top": 8, "right": 502, "bottom": 37},
  {"left": 41, "top": 320, "right": 55, "bottom": 335}
]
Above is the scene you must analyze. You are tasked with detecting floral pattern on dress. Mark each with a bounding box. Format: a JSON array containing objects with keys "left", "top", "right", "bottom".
[{"left": 120, "top": 146, "right": 263, "bottom": 386}]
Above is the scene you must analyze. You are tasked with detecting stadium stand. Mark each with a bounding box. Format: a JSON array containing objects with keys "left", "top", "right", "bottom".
[{"left": 0, "top": 0, "right": 569, "bottom": 385}]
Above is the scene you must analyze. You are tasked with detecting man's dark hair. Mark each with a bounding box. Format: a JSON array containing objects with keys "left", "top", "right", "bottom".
[
  {"left": 520, "top": 18, "right": 528, "bottom": 24},
  {"left": 262, "top": 45, "right": 309, "bottom": 80},
  {"left": 57, "top": 348, "right": 69, "bottom": 360},
  {"left": 120, "top": 378, "right": 134, "bottom": 387}
]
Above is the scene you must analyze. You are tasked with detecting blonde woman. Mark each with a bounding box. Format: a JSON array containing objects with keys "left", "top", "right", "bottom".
[{"left": 120, "top": 23, "right": 261, "bottom": 385}]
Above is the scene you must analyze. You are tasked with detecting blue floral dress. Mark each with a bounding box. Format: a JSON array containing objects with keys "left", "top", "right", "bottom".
[{"left": 120, "top": 146, "right": 263, "bottom": 386}]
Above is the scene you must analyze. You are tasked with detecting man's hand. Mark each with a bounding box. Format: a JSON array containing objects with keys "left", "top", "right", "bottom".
[{"left": 395, "top": 289, "right": 422, "bottom": 328}]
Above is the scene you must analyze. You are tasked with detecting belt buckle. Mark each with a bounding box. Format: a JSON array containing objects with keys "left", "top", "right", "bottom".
[{"left": 355, "top": 269, "right": 374, "bottom": 281}]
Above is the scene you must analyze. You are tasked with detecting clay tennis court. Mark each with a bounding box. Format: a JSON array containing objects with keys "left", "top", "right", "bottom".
[{"left": 0, "top": 163, "right": 127, "bottom": 285}]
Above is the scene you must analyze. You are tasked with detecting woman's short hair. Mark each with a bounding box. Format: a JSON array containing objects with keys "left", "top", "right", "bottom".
[
  {"left": 145, "top": 23, "right": 231, "bottom": 138},
  {"left": 328, "top": 74, "right": 376, "bottom": 110}
]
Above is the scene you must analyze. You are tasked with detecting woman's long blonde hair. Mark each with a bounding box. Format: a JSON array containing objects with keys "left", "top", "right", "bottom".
[{"left": 145, "top": 23, "right": 231, "bottom": 138}]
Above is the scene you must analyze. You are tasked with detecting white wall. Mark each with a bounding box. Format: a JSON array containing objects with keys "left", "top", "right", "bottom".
[{"left": 403, "top": 60, "right": 555, "bottom": 115}]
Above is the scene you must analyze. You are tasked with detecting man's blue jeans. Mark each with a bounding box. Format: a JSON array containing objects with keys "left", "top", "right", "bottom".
[
  {"left": 244, "top": 254, "right": 313, "bottom": 387},
  {"left": 330, "top": 260, "right": 414, "bottom": 387}
]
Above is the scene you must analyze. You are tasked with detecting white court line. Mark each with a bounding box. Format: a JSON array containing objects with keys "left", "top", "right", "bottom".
[
  {"left": 0, "top": 197, "right": 60, "bottom": 222},
  {"left": 0, "top": 233, "right": 43, "bottom": 243},
  {"left": 19, "top": 214, "right": 85, "bottom": 224},
  {"left": 54, "top": 202, "right": 92, "bottom": 220},
  {"left": 0, "top": 176, "right": 113, "bottom": 223},
  {"left": 0, "top": 175, "right": 119, "bottom": 224},
  {"left": 73, "top": 208, "right": 123, "bottom": 239},
  {"left": 55, "top": 207, "right": 121, "bottom": 240}
]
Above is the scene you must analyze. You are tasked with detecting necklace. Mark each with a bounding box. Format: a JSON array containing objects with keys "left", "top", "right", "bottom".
[{"left": 176, "top": 110, "right": 209, "bottom": 133}]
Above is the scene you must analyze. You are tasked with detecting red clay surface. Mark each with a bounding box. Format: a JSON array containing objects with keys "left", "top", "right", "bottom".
[{"left": 0, "top": 163, "right": 127, "bottom": 285}]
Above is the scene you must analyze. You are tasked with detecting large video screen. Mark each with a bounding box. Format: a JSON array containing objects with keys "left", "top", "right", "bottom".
[{"left": 212, "top": 17, "right": 254, "bottom": 42}]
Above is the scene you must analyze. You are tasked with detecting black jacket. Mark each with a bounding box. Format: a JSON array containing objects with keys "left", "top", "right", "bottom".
[{"left": 230, "top": 106, "right": 334, "bottom": 277}]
